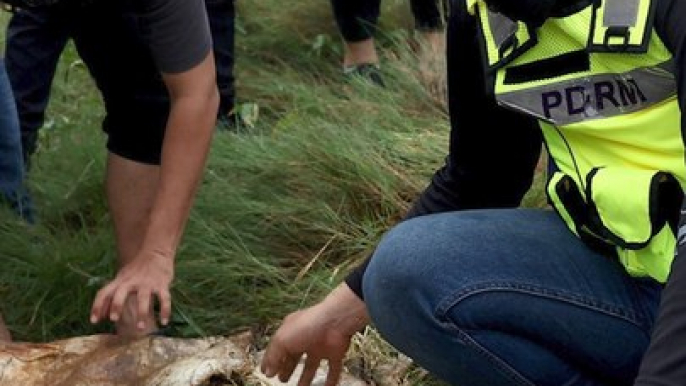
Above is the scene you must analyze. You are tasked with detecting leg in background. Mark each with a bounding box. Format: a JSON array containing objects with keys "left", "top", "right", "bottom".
[
  {"left": 0, "top": 58, "right": 34, "bottom": 223},
  {"left": 205, "top": 0, "right": 236, "bottom": 122},
  {"left": 330, "top": 0, "right": 383, "bottom": 84},
  {"left": 106, "top": 153, "right": 160, "bottom": 337},
  {"left": 410, "top": 0, "right": 447, "bottom": 98},
  {"left": 5, "top": 6, "right": 71, "bottom": 164}
]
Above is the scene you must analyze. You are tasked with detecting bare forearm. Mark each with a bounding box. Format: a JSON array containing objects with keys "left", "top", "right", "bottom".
[{"left": 143, "top": 90, "right": 219, "bottom": 257}]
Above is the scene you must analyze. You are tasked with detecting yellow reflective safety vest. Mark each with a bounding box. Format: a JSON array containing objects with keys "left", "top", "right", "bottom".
[{"left": 469, "top": 0, "right": 685, "bottom": 282}]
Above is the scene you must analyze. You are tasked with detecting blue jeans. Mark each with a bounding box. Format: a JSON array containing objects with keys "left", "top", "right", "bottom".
[
  {"left": 0, "top": 59, "right": 34, "bottom": 222},
  {"left": 363, "top": 209, "right": 662, "bottom": 386}
]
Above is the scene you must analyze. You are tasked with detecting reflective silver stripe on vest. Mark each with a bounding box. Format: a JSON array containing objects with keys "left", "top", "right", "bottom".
[
  {"left": 604, "top": 0, "right": 639, "bottom": 28},
  {"left": 497, "top": 61, "right": 676, "bottom": 125},
  {"left": 679, "top": 212, "right": 686, "bottom": 246},
  {"left": 488, "top": 11, "right": 517, "bottom": 48}
]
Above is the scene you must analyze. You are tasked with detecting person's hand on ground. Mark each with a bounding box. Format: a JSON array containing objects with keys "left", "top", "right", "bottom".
[
  {"left": 261, "top": 284, "right": 369, "bottom": 386},
  {"left": 90, "top": 249, "right": 174, "bottom": 337}
]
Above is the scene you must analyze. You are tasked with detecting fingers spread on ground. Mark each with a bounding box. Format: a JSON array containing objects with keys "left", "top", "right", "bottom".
[
  {"left": 109, "top": 284, "right": 133, "bottom": 322},
  {"left": 297, "top": 355, "right": 320, "bottom": 386},
  {"left": 90, "top": 285, "right": 115, "bottom": 323},
  {"left": 156, "top": 289, "right": 172, "bottom": 325},
  {"left": 136, "top": 289, "right": 152, "bottom": 330},
  {"left": 278, "top": 355, "right": 300, "bottom": 383},
  {"left": 325, "top": 359, "right": 343, "bottom": 386}
]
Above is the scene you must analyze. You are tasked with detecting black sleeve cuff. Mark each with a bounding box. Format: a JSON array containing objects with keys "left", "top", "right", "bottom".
[{"left": 344, "top": 256, "right": 372, "bottom": 300}]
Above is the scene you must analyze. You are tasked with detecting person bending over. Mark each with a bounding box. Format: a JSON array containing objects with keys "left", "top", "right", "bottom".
[{"left": 4, "top": 0, "right": 219, "bottom": 338}]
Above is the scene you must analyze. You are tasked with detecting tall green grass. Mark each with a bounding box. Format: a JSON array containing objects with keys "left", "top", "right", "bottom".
[{"left": 0, "top": 1, "right": 543, "bottom": 384}]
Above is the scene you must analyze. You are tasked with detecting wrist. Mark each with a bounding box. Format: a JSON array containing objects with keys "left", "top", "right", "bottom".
[
  {"left": 138, "top": 243, "right": 176, "bottom": 260},
  {"left": 318, "top": 284, "right": 370, "bottom": 336},
  {"left": 123, "top": 245, "right": 176, "bottom": 272},
  {"left": 143, "top": 216, "right": 183, "bottom": 258},
  {"left": 139, "top": 222, "right": 180, "bottom": 261}
]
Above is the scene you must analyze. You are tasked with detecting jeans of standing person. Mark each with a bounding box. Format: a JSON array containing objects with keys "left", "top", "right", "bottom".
[
  {"left": 363, "top": 209, "right": 662, "bottom": 386},
  {"left": 0, "top": 59, "right": 34, "bottom": 223},
  {"left": 5, "top": 5, "right": 70, "bottom": 164},
  {"left": 5, "top": 0, "right": 236, "bottom": 162},
  {"left": 330, "top": 0, "right": 447, "bottom": 42}
]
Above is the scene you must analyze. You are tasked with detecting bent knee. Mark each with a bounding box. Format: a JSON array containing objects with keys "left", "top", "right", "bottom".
[{"left": 363, "top": 218, "right": 440, "bottom": 299}]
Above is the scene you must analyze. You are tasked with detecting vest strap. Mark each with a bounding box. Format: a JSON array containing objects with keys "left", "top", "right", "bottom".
[
  {"left": 476, "top": 4, "right": 538, "bottom": 70},
  {"left": 547, "top": 168, "right": 682, "bottom": 282},
  {"left": 588, "top": 0, "right": 655, "bottom": 53}
]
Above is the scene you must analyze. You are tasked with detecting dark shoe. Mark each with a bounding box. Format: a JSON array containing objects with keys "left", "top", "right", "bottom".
[
  {"left": 216, "top": 112, "right": 240, "bottom": 132},
  {"left": 0, "top": 188, "right": 36, "bottom": 224},
  {"left": 343, "top": 63, "right": 385, "bottom": 87}
]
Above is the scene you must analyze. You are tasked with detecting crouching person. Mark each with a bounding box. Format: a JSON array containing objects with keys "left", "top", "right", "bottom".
[{"left": 261, "top": 0, "right": 686, "bottom": 385}]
